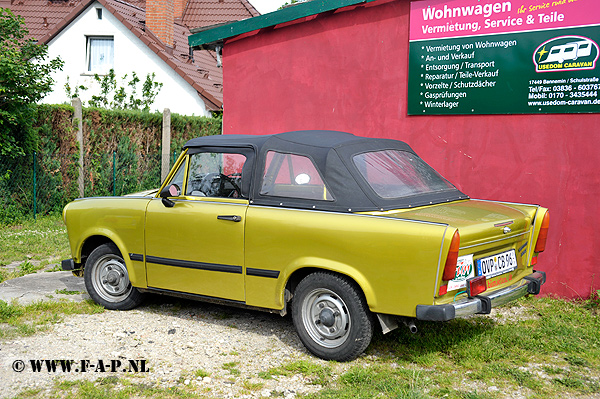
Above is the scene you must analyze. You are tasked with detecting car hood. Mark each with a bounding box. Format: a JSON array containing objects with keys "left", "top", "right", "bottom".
[{"left": 124, "top": 188, "right": 159, "bottom": 197}]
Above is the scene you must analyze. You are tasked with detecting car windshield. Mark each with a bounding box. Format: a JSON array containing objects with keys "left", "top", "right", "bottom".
[{"left": 353, "top": 150, "right": 455, "bottom": 199}]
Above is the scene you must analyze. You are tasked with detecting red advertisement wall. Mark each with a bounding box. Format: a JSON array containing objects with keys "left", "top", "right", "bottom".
[{"left": 222, "top": 0, "right": 600, "bottom": 297}]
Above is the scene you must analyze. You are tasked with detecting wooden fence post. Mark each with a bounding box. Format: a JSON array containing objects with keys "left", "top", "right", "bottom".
[
  {"left": 161, "top": 108, "right": 172, "bottom": 183},
  {"left": 72, "top": 98, "right": 84, "bottom": 198}
]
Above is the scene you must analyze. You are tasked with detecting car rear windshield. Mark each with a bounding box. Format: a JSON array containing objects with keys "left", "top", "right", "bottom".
[{"left": 353, "top": 150, "right": 455, "bottom": 199}]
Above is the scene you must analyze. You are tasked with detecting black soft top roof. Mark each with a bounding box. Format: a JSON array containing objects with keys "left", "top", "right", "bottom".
[{"left": 184, "top": 130, "right": 467, "bottom": 212}]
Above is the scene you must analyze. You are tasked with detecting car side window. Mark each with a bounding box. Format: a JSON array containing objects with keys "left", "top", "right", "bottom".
[
  {"left": 185, "top": 152, "right": 246, "bottom": 198},
  {"left": 260, "top": 151, "right": 334, "bottom": 201}
]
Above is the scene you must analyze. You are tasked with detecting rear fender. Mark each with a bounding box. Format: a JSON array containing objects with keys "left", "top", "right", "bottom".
[{"left": 281, "top": 257, "right": 375, "bottom": 309}]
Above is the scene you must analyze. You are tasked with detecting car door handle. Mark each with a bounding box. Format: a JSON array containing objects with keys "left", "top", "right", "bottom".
[{"left": 217, "top": 215, "right": 242, "bottom": 222}]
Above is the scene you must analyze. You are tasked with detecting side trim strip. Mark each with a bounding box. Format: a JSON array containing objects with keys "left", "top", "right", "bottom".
[
  {"left": 146, "top": 255, "right": 242, "bottom": 274},
  {"left": 129, "top": 253, "right": 144, "bottom": 262},
  {"left": 145, "top": 287, "right": 245, "bottom": 305},
  {"left": 246, "top": 268, "right": 280, "bottom": 279}
]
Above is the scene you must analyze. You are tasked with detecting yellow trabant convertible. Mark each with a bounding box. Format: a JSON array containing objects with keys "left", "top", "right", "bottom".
[{"left": 62, "top": 131, "right": 549, "bottom": 361}]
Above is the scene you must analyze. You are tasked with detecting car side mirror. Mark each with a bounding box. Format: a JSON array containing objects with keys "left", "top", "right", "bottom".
[{"left": 159, "top": 184, "right": 180, "bottom": 208}]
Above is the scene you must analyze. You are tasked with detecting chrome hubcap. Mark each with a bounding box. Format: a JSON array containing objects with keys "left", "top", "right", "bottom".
[
  {"left": 302, "top": 288, "right": 351, "bottom": 348},
  {"left": 92, "top": 255, "right": 132, "bottom": 303}
]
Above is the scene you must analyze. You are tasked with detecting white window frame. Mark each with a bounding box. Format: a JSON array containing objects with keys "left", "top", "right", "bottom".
[{"left": 86, "top": 36, "right": 114, "bottom": 74}]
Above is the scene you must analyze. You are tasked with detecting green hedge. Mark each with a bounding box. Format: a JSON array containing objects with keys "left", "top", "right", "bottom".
[{"left": 0, "top": 105, "right": 221, "bottom": 223}]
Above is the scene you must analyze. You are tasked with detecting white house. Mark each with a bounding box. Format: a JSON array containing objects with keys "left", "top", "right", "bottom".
[{"left": 4, "top": 0, "right": 259, "bottom": 116}]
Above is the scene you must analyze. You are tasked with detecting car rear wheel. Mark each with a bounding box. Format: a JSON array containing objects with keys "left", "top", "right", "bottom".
[
  {"left": 84, "top": 243, "right": 143, "bottom": 310},
  {"left": 292, "top": 271, "right": 374, "bottom": 361}
]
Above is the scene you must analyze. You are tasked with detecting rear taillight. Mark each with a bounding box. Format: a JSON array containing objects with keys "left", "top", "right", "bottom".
[
  {"left": 442, "top": 231, "right": 460, "bottom": 281},
  {"left": 534, "top": 212, "right": 550, "bottom": 253},
  {"left": 466, "top": 276, "right": 487, "bottom": 297},
  {"left": 438, "top": 284, "right": 448, "bottom": 296}
]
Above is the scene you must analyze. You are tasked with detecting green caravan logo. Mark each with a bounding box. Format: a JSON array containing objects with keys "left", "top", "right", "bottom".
[{"left": 533, "top": 36, "right": 599, "bottom": 73}]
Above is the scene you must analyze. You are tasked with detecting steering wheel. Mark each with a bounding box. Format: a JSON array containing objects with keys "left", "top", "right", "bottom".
[{"left": 199, "top": 173, "right": 241, "bottom": 198}]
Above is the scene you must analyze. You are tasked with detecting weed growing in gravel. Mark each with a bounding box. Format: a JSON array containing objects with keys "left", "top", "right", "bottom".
[
  {"left": 193, "top": 369, "right": 210, "bottom": 378},
  {"left": 222, "top": 361, "right": 241, "bottom": 375},
  {"left": 50, "top": 378, "right": 205, "bottom": 398},
  {"left": 242, "top": 379, "right": 264, "bottom": 391},
  {"left": 0, "top": 299, "right": 104, "bottom": 339},
  {"left": 260, "top": 360, "right": 333, "bottom": 386},
  {"left": 55, "top": 289, "right": 84, "bottom": 295}
]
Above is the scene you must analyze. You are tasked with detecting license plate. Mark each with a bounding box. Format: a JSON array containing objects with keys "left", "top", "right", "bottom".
[{"left": 476, "top": 249, "right": 517, "bottom": 279}]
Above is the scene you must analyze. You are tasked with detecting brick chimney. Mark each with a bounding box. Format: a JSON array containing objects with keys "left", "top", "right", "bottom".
[
  {"left": 146, "top": 0, "right": 174, "bottom": 47},
  {"left": 174, "top": 0, "right": 187, "bottom": 19}
]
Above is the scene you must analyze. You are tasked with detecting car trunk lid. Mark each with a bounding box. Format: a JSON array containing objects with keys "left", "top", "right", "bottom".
[{"left": 377, "top": 199, "right": 539, "bottom": 296}]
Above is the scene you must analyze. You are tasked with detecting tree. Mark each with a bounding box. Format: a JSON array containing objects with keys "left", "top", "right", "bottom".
[{"left": 0, "top": 8, "right": 63, "bottom": 156}]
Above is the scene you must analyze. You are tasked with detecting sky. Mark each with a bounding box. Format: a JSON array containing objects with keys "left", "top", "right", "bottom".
[{"left": 247, "top": 0, "right": 291, "bottom": 14}]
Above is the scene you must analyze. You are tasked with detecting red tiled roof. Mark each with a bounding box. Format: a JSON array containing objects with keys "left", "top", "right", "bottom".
[
  {"left": 5, "top": 0, "right": 258, "bottom": 110},
  {"left": 182, "top": 0, "right": 259, "bottom": 29}
]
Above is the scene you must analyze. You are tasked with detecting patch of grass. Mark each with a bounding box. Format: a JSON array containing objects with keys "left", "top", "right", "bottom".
[
  {"left": 193, "top": 369, "right": 210, "bottom": 378},
  {"left": 0, "top": 215, "right": 70, "bottom": 269},
  {"left": 310, "top": 365, "right": 430, "bottom": 399},
  {"left": 270, "top": 360, "right": 333, "bottom": 386},
  {"left": 11, "top": 387, "right": 44, "bottom": 399},
  {"left": 55, "top": 289, "right": 83, "bottom": 295},
  {"left": 222, "top": 361, "right": 241, "bottom": 375},
  {"left": 0, "top": 299, "right": 104, "bottom": 340},
  {"left": 584, "top": 289, "right": 600, "bottom": 312},
  {"left": 565, "top": 355, "right": 589, "bottom": 368},
  {"left": 553, "top": 372, "right": 600, "bottom": 393},
  {"left": 0, "top": 260, "right": 46, "bottom": 284},
  {"left": 542, "top": 365, "right": 564, "bottom": 376},
  {"left": 242, "top": 380, "right": 264, "bottom": 391},
  {"left": 47, "top": 377, "right": 206, "bottom": 399}
]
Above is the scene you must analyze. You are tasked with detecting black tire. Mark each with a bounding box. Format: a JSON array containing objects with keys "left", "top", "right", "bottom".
[
  {"left": 84, "top": 243, "right": 144, "bottom": 310},
  {"left": 292, "top": 271, "right": 374, "bottom": 361}
]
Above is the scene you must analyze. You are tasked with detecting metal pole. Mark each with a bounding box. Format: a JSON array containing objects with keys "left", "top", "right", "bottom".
[
  {"left": 33, "top": 152, "right": 37, "bottom": 220},
  {"left": 113, "top": 151, "right": 116, "bottom": 196}
]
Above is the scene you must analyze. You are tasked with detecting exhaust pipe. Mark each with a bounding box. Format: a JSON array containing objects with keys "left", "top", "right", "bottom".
[{"left": 403, "top": 318, "right": 418, "bottom": 334}]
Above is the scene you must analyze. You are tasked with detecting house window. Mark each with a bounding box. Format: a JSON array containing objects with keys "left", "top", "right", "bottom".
[
  {"left": 96, "top": 8, "right": 103, "bottom": 19},
  {"left": 87, "top": 36, "right": 114, "bottom": 73}
]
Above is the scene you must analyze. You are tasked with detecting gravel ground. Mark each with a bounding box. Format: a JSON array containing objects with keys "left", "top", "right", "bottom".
[
  {"left": 0, "top": 294, "right": 340, "bottom": 398},
  {"left": 1, "top": 270, "right": 596, "bottom": 399}
]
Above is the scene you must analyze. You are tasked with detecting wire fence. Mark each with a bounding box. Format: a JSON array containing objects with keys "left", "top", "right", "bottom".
[{"left": 0, "top": 151, "right": 179, "bottom": 223}]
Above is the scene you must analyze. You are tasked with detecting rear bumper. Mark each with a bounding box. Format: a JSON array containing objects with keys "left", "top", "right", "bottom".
[{"left": 416, "top": 271, "right": 546, "bottom": 322}]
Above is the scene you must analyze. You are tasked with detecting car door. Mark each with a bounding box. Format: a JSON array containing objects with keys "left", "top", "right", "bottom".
[{"left": 144, "top": 150, "right": 249, "bottom": 302}]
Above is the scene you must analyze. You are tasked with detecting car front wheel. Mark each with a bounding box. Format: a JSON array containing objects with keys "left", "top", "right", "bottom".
[
  {"left": 84, "top": 243, "right": 143, "bottom": 310},
  {"left": 292, "top": 271, "right": 374, "bottom": 361}
]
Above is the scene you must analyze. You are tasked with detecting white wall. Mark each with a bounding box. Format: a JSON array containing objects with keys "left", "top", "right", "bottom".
[{"left": 43, "top": 1, "right": 210, "bottom": 117}]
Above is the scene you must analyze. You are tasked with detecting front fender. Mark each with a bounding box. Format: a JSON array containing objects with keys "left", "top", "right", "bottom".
[{"left": 64, "top": 197, "right": 150, "bottom": 287}]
